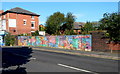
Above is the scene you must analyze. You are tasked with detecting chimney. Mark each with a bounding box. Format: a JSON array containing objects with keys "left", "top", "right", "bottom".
[{"left": 0, "top": 10, "right": 4, "bottom": 14}]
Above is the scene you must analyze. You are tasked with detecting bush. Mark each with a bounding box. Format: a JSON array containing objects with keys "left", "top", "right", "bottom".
[
  {"left": 31, "top": 30, "right": 39, "bottom": 36},
  {"left": 4, "top": 33, "right": 16, "bottom": 46},
  {"left": 64, "top": 30, "right": 77, "bottom": 35},
  {"left": 99, "top": 13, "right": 120, "bottom": 42}
]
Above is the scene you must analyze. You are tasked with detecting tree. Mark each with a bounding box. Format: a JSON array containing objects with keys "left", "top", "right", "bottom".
[
  {"left": 81, "top": 22, "right": 96, "bottom": 34},
  {"left": 99, "top": 13, "right": 120, "bottom": 42},
  {"left": 45, "top": 12, "right": 65, "bottom": 35},
  {"left": 64, "top": 30, "right": 77, "bottom": 35},
  {"left": 39, "top": 24, "right": 45, "bottom": 31},
  {"left": 91, "top": 22, "right": 99, "bottom": 30},
  {"left": 4, "top": 33, "right": 16, "bottom": 46},
  {"left": 61, "top": 12, "right": 76, "bottom": 31},
  {"left": 45, "top": 12, "right": 76, "bottom": 35},
  {"left": 64, "top": 12, "right": 76, "bottom": 30}
]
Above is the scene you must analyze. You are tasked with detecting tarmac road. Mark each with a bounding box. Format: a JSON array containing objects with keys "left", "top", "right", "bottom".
[
  {"left": 2, "top": 47, "right": 119, "bottom": 73},
  {"left": 23, "top": 49, "right": 119, "bottom": 73}
]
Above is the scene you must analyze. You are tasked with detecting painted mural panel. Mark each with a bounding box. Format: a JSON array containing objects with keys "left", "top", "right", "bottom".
[
  {"left": 47, "top": 36, "right": 58, "bottom": 47},
  {"left": 18, "top": 35, "right": 92, "bottom": 51}
]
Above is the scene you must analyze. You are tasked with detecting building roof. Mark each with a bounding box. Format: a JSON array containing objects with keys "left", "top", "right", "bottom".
[
  {"left": 0, "top": 7, "right": 40, "bottom": 16},
  {"left": 73, "top": 22, "right": 85, "bottom": 30}
]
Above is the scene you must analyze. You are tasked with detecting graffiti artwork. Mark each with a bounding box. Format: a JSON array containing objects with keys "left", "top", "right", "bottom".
[{"left": 18, "top": 35, "right": 92, "bottom": 51}]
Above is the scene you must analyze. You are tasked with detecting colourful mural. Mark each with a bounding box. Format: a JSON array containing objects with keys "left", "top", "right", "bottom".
[{"left": 18, "top": 35, "right": 92, "bottom": 51}]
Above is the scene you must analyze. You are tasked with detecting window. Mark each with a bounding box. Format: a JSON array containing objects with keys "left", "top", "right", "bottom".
[
  {"left": 31, "top": 22, "right": 34, "bottom": 27},
  {"left": 13, "top": 30, "right": 16, "bottom": 32},
  {"left": 23, "top": 20, "right": 27, "bottom": 25},
  {"left": 8, "top": 19, "right": 16, "bottom": 27},
  {"left": 31, "top": 16, "right": 34, "bottom": 19},
  {"left": 0, "top": 16, "right": 1, "bottom": 20},
  {"left": 31, "top": 21, "right": 35, "bottom": 28},
  {"left": 24, "top": 21, "right": 26, "bottom": 24},
  {"left": 4, "top": 15, "right": 6, "bottom": 19}
]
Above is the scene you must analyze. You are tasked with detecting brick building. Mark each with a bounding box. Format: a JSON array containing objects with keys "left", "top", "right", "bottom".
[
  {"left": 73, "top": 22, "right": 85, "bottom": 34},
  {"left": 0, "top": 7, "right": 40, "bottom": 35}
]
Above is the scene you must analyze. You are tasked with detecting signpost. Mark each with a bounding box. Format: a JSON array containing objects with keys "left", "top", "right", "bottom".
[
  {"left": 0, "top": 31, "right": 5, "bottom": 35},
  {"left": 0, "top": 31, "right": 5, "bottom": 46},
  {"left": 39, "top": 31, "right": 45, "bottom": 36}
]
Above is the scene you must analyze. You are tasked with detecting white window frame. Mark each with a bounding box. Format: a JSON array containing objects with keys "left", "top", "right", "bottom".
[
  {"left": 31, "top": 31, "right": 35, "bottom": 33},
  {"left": 8, "top": 19, "right": 16, "bottom": 27},
  {"left": 0, "top": 16, "right": 1, "bottom": 20},
  {"left": 23, "top": 19, "right": 27, "bottom": 25},
  {"left": 4, "top": 15, "right": 6, "bottom": 19},
  {"left": 31, "top": 16, "right": 34, "bottom": 19}
]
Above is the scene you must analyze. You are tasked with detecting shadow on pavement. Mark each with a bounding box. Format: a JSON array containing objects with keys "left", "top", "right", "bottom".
[
  {"left": 2, "top": 67, "right": 26, "bottom": 74},
  {"left": 2, "top": 47, "right": 33, "bottom": 73}
]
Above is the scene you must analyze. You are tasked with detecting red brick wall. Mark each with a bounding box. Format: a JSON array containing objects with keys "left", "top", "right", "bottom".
[
  {"left": 9, "top": 27, "right": 17, "bottom": 35},
  {"left": 9, "top": 13, "right": 16, "bottom": 19},
  {"left": 91, "top": 32, "right": 110, "bottom": 51},
  {"left": 108, "top": 43, "right": 120, "bottom": 50},
  {"left": 6, "top": 13, "right": 9, "bottom": 32},
  {"left": 91, "top": 31, "right": 120, "bottom": 51}
]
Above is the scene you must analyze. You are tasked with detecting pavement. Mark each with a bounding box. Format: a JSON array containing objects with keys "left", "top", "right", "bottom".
[{"left": 32, "top": 46, "right": 120, "bottom": 60}]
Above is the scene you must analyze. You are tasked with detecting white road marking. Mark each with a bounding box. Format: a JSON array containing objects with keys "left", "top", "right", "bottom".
[
  {"left": 30, "top": 57, "right": 36, "bottom": 60},
  {"left": 0, "top": 68, "right": 2, "bottom": 71},
  {"left": 58, "top": 63, "right": 98, "bottom": 74}
]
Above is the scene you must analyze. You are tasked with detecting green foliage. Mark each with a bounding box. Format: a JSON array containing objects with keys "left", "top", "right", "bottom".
[
  {"left": 60, "top": 12, "right": 76, "bottom": 31},
  {"left": 45, "top": 12, "right": 76, "bottom": 35},
  {"left": 81, "top": 31, "right": 90, "bottom": 35},
  {"left": 64, "top": 12, "right": 76, "bottom": 30},
  {"left": 19, "top": 33, "right": 30, "bottom": 36},
  {"left": 39, "top": 25, "right": 45, "bottom": 31},
  {"left": 4, "top": 33, "right": 16, "bottom": 46},
  {"left": 31, "top": 30, "right": 39, "bottom": 36},
  {"left": 81, "top": 22, "right": 96, "bottom": 34},
  {"left": 64, "top": 30, "right": 77, "bottom": 35},
  {"left": 45, "top": 12, "right": 65, "bottom": 35},
  {"left": 54, "top": 30, "right": 61, "bottom": 35},
  {"left": 18, "top": 31, "right": 39, "bottom": 36},
  {"left": 39, "top": 27, "right": 44, "bottom": 31},
  {"left": 99, "top": 13, "right": 120, "bottom": 42}
]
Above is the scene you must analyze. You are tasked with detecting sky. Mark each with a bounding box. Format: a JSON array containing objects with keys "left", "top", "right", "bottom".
[
  {"left": 0, "top": 2, "right": 118, "bottom": 25},
  {"left": 1, "top": 0, "right": 119, "bottom": 2}
]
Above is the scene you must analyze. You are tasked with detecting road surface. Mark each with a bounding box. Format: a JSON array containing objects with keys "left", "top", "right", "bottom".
[
  {"left": 23, "top": 50, "right": 119, "bottom": 73},
  {"left": 2, "top": 47, "right": 119, "bottom": 73}
]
